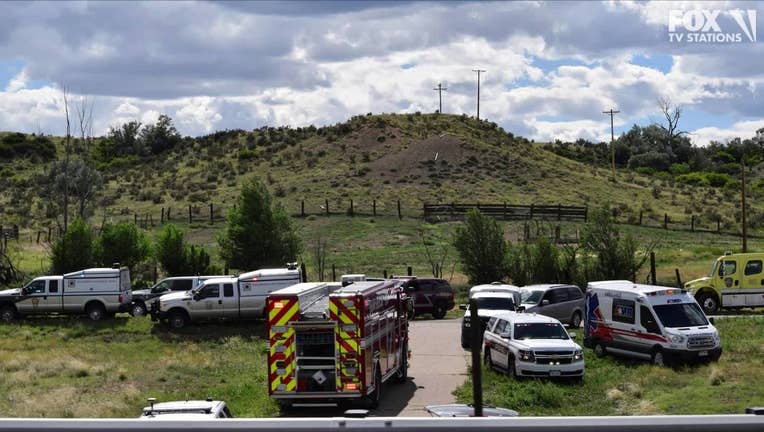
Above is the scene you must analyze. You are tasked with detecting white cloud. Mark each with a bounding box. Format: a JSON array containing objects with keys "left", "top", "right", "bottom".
[
  {"left": 5, "top": 69, "right": 27, "bottom": 92},
  {"left": 691, "top": 119, "right": 764, "bottom": 145}
]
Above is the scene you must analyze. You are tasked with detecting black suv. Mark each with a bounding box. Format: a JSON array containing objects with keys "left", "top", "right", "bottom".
[{"left": 399, "top": 277, "right": 455, "bottom": 319}]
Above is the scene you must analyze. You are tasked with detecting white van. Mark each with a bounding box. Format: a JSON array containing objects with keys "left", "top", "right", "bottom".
[{"left": 584, "top": 281, "right": 722, "bottom": 366}]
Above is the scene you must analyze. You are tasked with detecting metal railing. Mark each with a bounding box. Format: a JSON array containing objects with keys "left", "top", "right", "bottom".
[{"left": 0, "top": 413, "right": 763, "bottom": 432}]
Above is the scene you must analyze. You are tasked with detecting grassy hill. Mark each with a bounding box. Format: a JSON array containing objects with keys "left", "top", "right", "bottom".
[{"left": 0, "top": 113, "right": 760, "bottom": 284}]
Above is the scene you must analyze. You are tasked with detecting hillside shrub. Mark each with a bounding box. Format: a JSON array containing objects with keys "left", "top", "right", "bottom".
[
  {"left": 95, "top": 222, "right": 150, "bottom": 269},
  {"left": 669, "top": 163, "right": 690, "bottom": 175},
  {"left": 50, "top": 217, "right": 95, "bottom": 274},
  {"left": 676, "top": 172, "right": 708, "bottom": 186},
  {"left": 453, "top": 209, "right": 508, "bottom": 284}
]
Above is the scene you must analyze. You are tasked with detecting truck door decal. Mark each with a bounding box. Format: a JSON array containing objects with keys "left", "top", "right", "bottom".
[
  {"left": 267, "top": 298, "right": 299, "bottom": 393},
  {"left": 329, "top": 297, "right": 361, "bottom": 392}
]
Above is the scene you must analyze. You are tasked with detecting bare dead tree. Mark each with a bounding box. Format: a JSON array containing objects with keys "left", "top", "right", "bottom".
[
  {"left": 312, "top": 232, "right": 328, "bottom": 282},
  {"left": 657, "top": 97, "right": 688, "bottom": 148},
  {"left": 62, "top": 86, "right": 72, "bottom": 233},
  {"left": 419, "top": 229, "right": 449, "bottom": 279},
  {"left": 76, "top": 95, "right": 95, "bottom": 158}
]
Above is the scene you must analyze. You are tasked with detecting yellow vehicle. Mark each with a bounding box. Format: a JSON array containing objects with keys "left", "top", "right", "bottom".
[{"left": 685, "top": 252, "right": 764, "bottom": 314}]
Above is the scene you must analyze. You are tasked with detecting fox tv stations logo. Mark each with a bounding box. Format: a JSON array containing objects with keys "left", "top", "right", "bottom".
[{"left": 668, "top": 9, "right": 757, "bottom": 43}]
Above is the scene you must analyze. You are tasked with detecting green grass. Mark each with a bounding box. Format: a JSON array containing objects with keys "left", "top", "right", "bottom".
[
  {"left": 453, "top": 316, "right": 764, "bottom": 415},
  {"left": 0, "top": 316, "right": 277, "bottom": 418}
]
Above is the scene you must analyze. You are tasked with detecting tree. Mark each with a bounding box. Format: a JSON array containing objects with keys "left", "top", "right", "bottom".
[
  {"left": 99, "top": 120, "right": 143, "bottom": 160},
  {"left": 581, "top": 206, "right": 655, "bottom": 280},
  {"left": 50, "top": 217, "right": 95, "bottom": 274},
  {"left": 218, "top": 179, "right": 302, "bottom": 271},
  {"left": 155, "top": 224, "right": 188, "bottom": 276},
  {"left": 40, "top": 159, "right": 103, "bottom": 219},
  {"left": 453, "top": 209, "right": 508, "bottom": 284},
  {"left": 141, "top": 114, "right": 181, "bottom": 154},
  {"left": 95, "top": 222, "right": 150, "bottom": 269},
  {"left": 155, "top": 223, "right": 217, "bottom": 276}
]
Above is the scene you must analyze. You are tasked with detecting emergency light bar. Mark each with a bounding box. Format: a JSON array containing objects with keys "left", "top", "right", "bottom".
[{"left": 646, "top": 289, "right": 687, "bottom": 296}]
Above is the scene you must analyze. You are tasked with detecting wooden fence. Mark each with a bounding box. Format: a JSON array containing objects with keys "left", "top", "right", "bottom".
[{"left": 423, "top": 203, "right": 588, "bottom": 221}]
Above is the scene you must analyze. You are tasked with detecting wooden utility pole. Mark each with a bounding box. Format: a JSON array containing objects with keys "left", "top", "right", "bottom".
[
  {"left": 433, "top": 82, "right": 447, "bottom": 113},
  {"left": 742, "top": 159, "right": 748, "bottom": 253},
  {"left": 602, "top": 108, "right": 620, "bottom": 181},
  {"left": 472, "top": 69, "right": 486, "bottom": 120}
]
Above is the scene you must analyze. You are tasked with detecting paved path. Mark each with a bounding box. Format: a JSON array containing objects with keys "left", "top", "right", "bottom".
[
  {"left": 375, "top": 318, "right": 470, "bottom": 417},
  {"left": 285, "top": 318, "right": 470, "bottom": 417}
]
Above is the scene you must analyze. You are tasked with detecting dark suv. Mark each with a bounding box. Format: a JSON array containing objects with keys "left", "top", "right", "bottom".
[{"left": 399, "top": 277, "right": 455, "bottom": 319}]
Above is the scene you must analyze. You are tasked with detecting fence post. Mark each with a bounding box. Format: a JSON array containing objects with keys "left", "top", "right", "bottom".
[
  {"left": 373, "top": 200, "right": 377, "bottom": 217},
  {"left": 554, "top": 226, "right": 561, "bottom": 243},
  {"left": 134, "top": 213, "right": 138, "bottom": 225},
  {"left": 47, "top": 226, "right": 51, "bottom": 242},
  {"left": 161, "top": 207, "right": 165, "bottom": 224},
  {"left": 383, "top": 269, "right": 388, "bottom": 279},
  {"left": 691, "top": 215, "right": 695, "bottom": 232},
  {"left": 557, "top": 203, "right": 562, "bottom": 221},
  {"left": 397, "top": 200, "right": 402, "bottom": 220},
  {"left": 503, "top": 202, "right": 507, "bottom": 220},
  {"left": 717, "top": 219, "right": 721, "bottom": 233},
  {"left": 675, "top": 268, "right": 683, "bottom": 288},
  {"left": 663, "top": 213, "right": 668, "bottom": 229},
  {"left": 349, "top": 199, "right": 354, "bottom": 216},
  {"left": 332, "top": 264, "right": 336, "bottom": 282},
  {"left": 167, "top": 207, "right": 171, "bottom": 221},
  {"left": 325, "top": 199, "right": 329, "bottom": 216},
  {"left": 189, "top": 205, "right": 193, "bottom": 224},
  {"left": 639, "top": 211, "right": 643, "bottom": 226},
  {"left": 301, "top": 201, "right": 305, "bottom": 217},
  {"left": 301, "top": 264, "right": 308, "bottom": 283},
  {"left": 407, "top": 266, "right": 412, "bottom": 276},
  {"left": 36, "top": 231, "right": 41, "bottom": 244},
  {"left": 210, "top": 203, "right": 214, "bottom": 223},
  {"left": 650, "top": 251, "right": 657, "bottom": 285}
]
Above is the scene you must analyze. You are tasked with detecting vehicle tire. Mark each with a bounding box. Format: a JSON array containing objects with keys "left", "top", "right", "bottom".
[
  {"left": 169, "top": 310, "right": 188, "bottom": 329},
  {"left": 461, "top": 335, "right": 469, "bottom": 350},
  {"left": 131, "top": 302, "right": 147, "bottom": 317},
  {"left": 86, "top": 302, "right": 106, "bottom": 321},
  {"left": 432, "top": 302, "right": 447, "bottom": 320},
  {"left": 395, "top": 343, "right": 408, "bottom": 383},
  {"left": 651, "top": 348, "right": 667, "bottom": 367},
  {"left": 507, "top": 354, "right": 517, "bottom": 379},
  {"left": 366, "top": 363, "right": 382, "bottom": 409},
  {"left": 697, "top": 292, "right": 719, "bottom": 314},
  {"left": 593, "top": 341, "right": 607, "bottom": 358},
  {"left": 570, "top": 311, "right": 582, "bottom": 328},
  {"left": 0, "top": 305, "right": 16, "bottom": 323}
]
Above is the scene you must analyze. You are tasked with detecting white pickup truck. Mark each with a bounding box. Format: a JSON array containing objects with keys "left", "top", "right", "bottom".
[
  {"left": 0, "top": 266, "right": 132, "bottom": 322},
  {"left": 152, "top": 266, "right": 302, "bottom": 328}
]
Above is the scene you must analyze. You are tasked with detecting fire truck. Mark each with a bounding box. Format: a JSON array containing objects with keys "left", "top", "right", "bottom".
[{"left": 266, "top": 280, "right": 410, "bottom": 409}]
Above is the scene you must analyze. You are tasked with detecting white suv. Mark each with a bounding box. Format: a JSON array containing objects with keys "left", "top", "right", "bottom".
[{"left": 482, "top": 312, "right": 584, "bottom": 381}]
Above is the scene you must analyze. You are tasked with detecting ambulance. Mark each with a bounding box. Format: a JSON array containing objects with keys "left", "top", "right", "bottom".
[{"left": 584, "top": 281, "right": 722, "bottom": 366}]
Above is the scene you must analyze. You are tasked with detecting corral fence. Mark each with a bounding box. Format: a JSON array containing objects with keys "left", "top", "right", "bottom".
[
  {"left": 423, "top": 203, "right": 588, "bottom": 222},
  {"left": 0, "top": 412, "right": 763, "bottom": 432}
]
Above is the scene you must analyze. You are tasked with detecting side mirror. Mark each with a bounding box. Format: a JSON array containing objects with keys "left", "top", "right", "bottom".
[
  {"left": 21, "top": 287, "right": 29, "bottom": 296},
  {"left": 568, "top": 332, "right": 577, "bottom": 339},
  {"left": 459, "top": 304, "right": 467, "bottom": 310},
  {"left": 500, "top": 332, "right": 511, "bottom": 339},
  {"left": 193, "top": 293, "right": 201, "bottom": 301},
  {"left": 516, "top": 305, "right": 526, "bottom": 313},
  {"left": 541, "top": 299, "right": 550, "bottom": 306}
]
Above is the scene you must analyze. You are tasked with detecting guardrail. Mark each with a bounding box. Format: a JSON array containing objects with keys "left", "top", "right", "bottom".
[{"left": 1, "top": 413, "right": 763, "bottom": 432}]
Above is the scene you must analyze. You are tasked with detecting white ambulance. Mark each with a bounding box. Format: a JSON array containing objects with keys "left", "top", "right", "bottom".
[{"left": 584, "top": 281, "right": 722, "bottom": 366}]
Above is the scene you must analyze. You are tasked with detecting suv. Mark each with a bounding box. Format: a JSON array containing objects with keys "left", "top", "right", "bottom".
[
  {"left": 483, "top": 311, "right": 584, "bottom": 380},
  {"left": 460, "top": 291, "right": 517, "bottom": 349},
  {"left": 685, "top": 252, "right": 764, "bottom": 313},
  {"left": 140, "top": 398, "right": 233, "bottom": 419},
  {"left": 520, "top": 284, "right": 585, "bottom": 328},
  {"left": 131, "top": 276, "right": 226, "bottom": 316},
  {"left": 399, "top": 277, "right": 454, "bottom": 319}
]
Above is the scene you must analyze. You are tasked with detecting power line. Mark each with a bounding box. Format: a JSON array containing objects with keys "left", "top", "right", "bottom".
[
  {"left": 472, "top": 69, "right": 486, "bottom": 120},
  {"left": 433, "top": 82, "right": 448, "bottom": 114},
  {"left": 602, "top": 108, "right": 620, "bottom": 181}
]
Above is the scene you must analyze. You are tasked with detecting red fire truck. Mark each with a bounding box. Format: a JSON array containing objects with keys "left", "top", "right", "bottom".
[{"left": 266, "top": 280, "right": 410, "bottom": 409}]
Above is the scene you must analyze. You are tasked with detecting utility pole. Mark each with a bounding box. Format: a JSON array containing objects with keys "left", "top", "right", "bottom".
[
  {"left": 602, "top": 108, "right": 620, "bottom": 181},
  {"left": 472, "top": 69, "right": 486, "bottom": 120},
  {"left": 742, "top": 158, "right": 748, "bottom": 253},
  {"left": 433, "top": 82, "right": 447, "bottom": 114}
]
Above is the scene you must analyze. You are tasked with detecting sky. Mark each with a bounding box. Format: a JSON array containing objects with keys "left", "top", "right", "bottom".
[{"left": 0, "top": 0, "right": 763, "bottom": 145}]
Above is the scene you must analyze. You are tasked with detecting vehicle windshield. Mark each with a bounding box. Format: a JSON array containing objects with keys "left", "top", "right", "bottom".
[
  {"left": 708, "top": 260, "right": 719, "bottom": 278},
  {"left": 151, "top": 282, "right": 170, "bottom": 294},
  {"left": 474, "top": 297, "right": 515, "bottom": 310},
  {"left": 521, "top": 290, "right": 544, "bottom": 305},
  {"left": 513, "top": 322, "right": 569, "bottom": 340},
  {"left": 653, "top": 303, "right": 708, "bottom": 328}
]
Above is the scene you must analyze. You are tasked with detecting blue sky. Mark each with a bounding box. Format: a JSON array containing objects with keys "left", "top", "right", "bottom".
[{"left": 0, "top": 1, "right": 762, "bottom": 145}]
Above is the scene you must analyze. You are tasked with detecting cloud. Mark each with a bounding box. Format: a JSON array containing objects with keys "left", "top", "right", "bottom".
[{"left": 691, "top": 119, "right": 764, "bottom": 145}]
